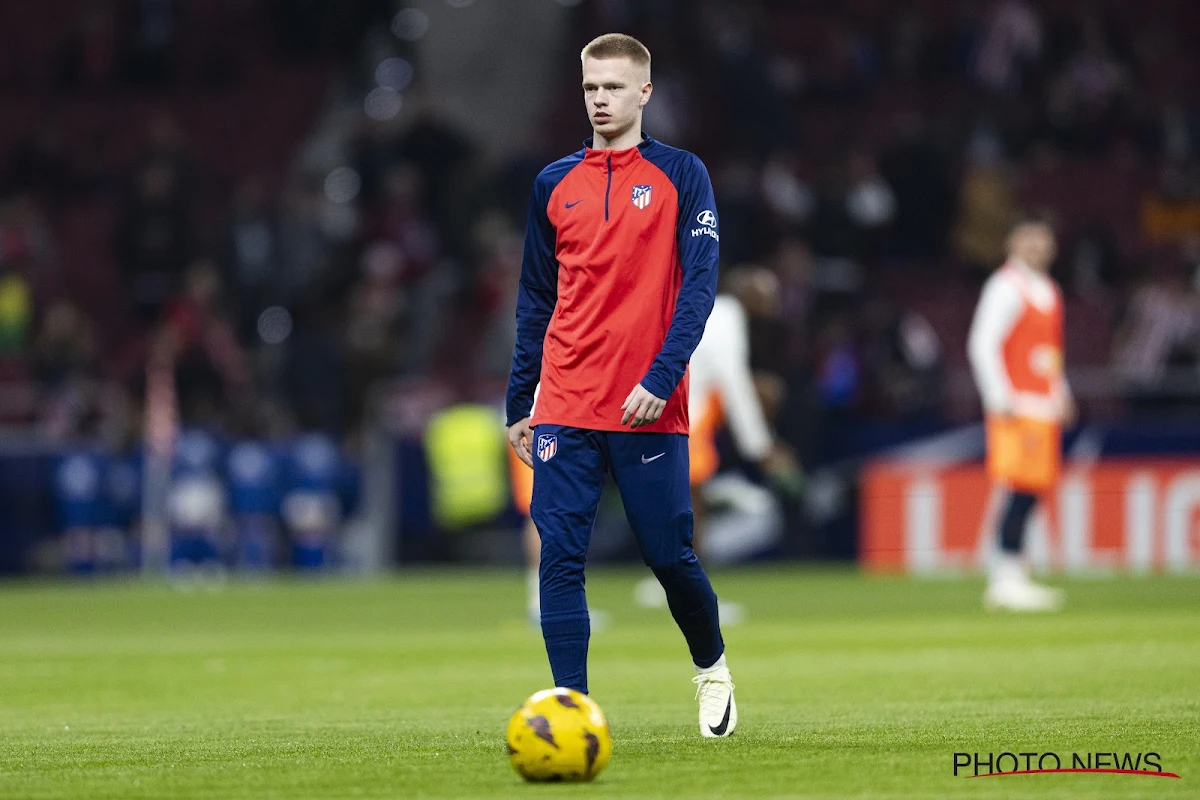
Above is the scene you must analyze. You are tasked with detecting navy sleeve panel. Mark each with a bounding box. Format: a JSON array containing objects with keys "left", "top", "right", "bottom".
[
  {"left": 638, "top": 145, "right": 720, "bottom": 399},
  {"left": 505, "top": 152, "right": 581, "bottom": 426}
]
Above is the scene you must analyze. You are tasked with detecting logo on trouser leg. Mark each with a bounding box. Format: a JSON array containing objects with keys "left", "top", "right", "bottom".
[{"left": 537, "top": 434, "right": 558, "bottom": 462}]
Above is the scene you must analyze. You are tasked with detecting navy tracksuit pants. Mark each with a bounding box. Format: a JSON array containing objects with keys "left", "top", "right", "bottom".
[{"left": 530, "top": 424, "right": 725, "bottom": 693}]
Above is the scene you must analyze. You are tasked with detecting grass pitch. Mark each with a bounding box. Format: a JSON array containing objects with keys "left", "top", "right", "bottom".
[{"left": 0, "top": 567, "right": 1197, "bottom": 799}]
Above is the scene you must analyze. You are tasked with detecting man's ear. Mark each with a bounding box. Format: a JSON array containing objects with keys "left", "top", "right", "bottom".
[{"left": 640, "top": 81, "right": 653, "bottom": 108}]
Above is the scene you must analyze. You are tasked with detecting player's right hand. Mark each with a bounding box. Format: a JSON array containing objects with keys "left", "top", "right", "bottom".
[
  {"left": 762, "top": 444, "right": 804, "bottom": 501},
  {"left": 508, "top": 417, "right": 534, "bottom": 468}
]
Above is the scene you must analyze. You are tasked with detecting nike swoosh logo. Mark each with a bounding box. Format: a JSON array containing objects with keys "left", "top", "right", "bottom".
[
  {"left": 565, "top": 200, "right": 584, "bottom": 208},
  {"left": 708, "top": 697, "right": 732, "bottom": 736},
  {"left": 641, "top": 453, "right": 666, "bottom": 464}
]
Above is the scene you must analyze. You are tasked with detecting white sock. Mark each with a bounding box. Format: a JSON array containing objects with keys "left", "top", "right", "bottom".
[
  {"left": 990, "top": 552, "right": 1026, "bottom": 586},
  {"left": 527, "top": 569, "right": 540, "bottom": 612},
  {"left": 695, "top": 653, "right": 727, "bottom": 675}
]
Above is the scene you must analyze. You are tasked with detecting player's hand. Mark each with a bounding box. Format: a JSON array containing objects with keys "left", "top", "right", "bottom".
[
  {"left": 508, "top": 417, "right": 534, "bottom": 467},
  {"left": 1061, "top": 395, "right": 1078, "bottom": 427},
  {"left": 621, "top": 383, "right": 666, "bottom": 428},
  {"left": 761, "top": 443, "right": 798, "bottom": 477},
  {"left": 762, "top": 444, "right": 805, "bottom": 501}
]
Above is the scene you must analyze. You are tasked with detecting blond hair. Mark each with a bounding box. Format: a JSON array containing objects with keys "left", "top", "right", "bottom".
[{"left": 580, "top": 33, "right": 651, "bottom": 75}]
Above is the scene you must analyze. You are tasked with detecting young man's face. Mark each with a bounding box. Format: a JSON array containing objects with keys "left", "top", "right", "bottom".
[
  {"left": 1009, "top": 224, "right": 1057, "bottom": 272},
  {"left": 582, "top": 56, "right": 651, "bottom": 143}
]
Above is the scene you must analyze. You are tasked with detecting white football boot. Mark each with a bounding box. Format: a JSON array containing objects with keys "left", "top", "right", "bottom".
[
  {"left": 984, "top": 554, "right": 1064, "bottom": 612},
  {"left": 693, "top": 660, "right": 737, "bottom": 738}
]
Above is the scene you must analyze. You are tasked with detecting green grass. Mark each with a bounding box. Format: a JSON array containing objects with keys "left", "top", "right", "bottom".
[{"left": 0, "top": 568, "right": 1197, "bottom": 799}]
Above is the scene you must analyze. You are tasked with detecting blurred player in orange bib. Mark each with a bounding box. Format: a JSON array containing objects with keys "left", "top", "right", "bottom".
[
  {"left": 968, "top": 217, "right": 1074, "bottom": 611},
  {"left": 635, "top": 267, "right": 801, "bottom": 611}
]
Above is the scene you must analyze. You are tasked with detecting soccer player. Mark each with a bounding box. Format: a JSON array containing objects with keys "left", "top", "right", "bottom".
[
  {"left": 506, "top": 33, "right": 736, "bottom": 737},
  {"left": 968, "top": 218, "right": 1074, "bottom": 611}
]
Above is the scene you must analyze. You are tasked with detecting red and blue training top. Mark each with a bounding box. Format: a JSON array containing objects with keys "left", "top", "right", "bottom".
[{"left": 505, "top": 135, "right": 720, "bottom": 434}]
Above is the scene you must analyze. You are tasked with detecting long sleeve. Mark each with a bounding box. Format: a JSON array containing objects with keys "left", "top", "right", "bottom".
[
  {"left": 505, "top": 178, "right": 558, "bottom": 426},
  {"left": 967, "top": 272, "right": 1023, "bottom": 413},
  {"left": 640, "top": 155, "right": 719, "bottom": 399},
  {"left": 707, "top": 298, "right": 773, "bottom": 460}
]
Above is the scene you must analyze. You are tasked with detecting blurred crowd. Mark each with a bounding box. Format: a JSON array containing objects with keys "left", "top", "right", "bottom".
[{"left": 1, "top": 0, "right": 1200, "bottom": 485}]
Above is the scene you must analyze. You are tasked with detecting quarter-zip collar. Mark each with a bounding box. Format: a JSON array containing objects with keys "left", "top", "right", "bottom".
[{"left": 582, "top": 133, "right": 655, "bottom": 167}]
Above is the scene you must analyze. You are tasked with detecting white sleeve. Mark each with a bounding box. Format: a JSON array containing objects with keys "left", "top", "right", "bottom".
[
  {"left": 967, "top": 272, "right": 1023, "bottom": 413},
  {"left": 708, "top": 299, "right": 773, "bottom": 461}
]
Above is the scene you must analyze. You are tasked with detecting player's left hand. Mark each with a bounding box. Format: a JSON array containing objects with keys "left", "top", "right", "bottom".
[
  {"left": 621, "top": 383, "right": 666, "bottom": 428},
  {"left": 1061, "top": 394, "right": 1078, "bottom": 427}
]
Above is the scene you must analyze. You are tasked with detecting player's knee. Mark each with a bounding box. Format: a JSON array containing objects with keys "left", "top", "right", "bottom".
[
  {"left": 641, "top": 511, "right": 695, "bottom": 569},
  {"left": 643, "top": 518, "right": 697, "bottom": 571},
  {"left": 539, "top": 538, "right": 586, "bottom": 573}
]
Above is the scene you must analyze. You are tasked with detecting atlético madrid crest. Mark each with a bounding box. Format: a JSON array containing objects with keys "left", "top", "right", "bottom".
[
  {"left": 537, "top": 434, "right": 557, "bottom": 462},
  {"left": 631, "top": 184, "right": 653, "bottom": 209}
]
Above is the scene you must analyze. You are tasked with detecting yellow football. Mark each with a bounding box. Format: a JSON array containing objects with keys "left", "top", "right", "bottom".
[{"left": 505, "top": 687, "right": 612, "bottom": 782}]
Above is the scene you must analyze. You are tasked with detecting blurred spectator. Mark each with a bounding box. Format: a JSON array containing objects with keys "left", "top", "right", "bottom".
[
  {"left": 56, "top": 2, "right": 120, "bottom": 94},
  {"left": 282, "top": 301, "right": 349, "bottom": 435},
  {"left": 845, "top": 150, "right": 896, "bottom": 256},
  {"left": 0, "top": 261, "right": 33, "bottom": 354},
  {"left": 972, "top": 0, "right": 1044, "bottom": 93},
  {"left": 861, "top": 296, "right": 943, "bottom": 421},
  {"left": 1060, "top": 16, "right": 1130, "bottom": 112},
  {"left": 771, "top": 238, "right": 816, "bottom": 330},
  {"left": 5, "top": 123, "right": 73, "bottom": 202},
  {"left": 33, "top": 302, "right": 96, "bottom": 388},
  {"left": 220, "top": 178, "right": 280, "bottom": 341},
  {"left": 394, "top": 109, "right": 475, "bottom": 253},
  {"left": 32, "top": 302, "right": 105, "bottom": 441},
  {"left": 0, "top": 195, "right": 54, "bottom": 270},
  {"left": 162, "top": 259, "right": 249, "bottom": 423},
  {"left": 880, "top": 117, "right": 956, "bottom": 259},
  {"left": 952, "top": 162, "right": 1018, "bottom": 273},
  {"left": 124, "top": 0, "right": 179, "bottom": 88},
  {"left": 344, "top": 242, "right": 406, "bottom": 423},
  {"left": 1113, "top": 258, "right": 1200, "bottom": 391},
  {"left": 471, "top": 212, "right": 524, "bottom": 379},
  {"left": 140, "top": 114, "right": 195, "bottom": 192},
  {"left": 809, "top": 160, "right": 860, "bottom": 259},
  {"left": 1142, "top": 161, "right": 1200, "bottom": 245},
  {"left": 370, "top": 163, "right": 439, "bottom": 280},
  {"left": 1155, "top": 96, "right": 1200, "bottom": 163},
  {"left": 1066, "top": 219, "right": 1120, "bottom": 296},
  {"left": 761, "top": 153, "right": 815, "bottom": 233},
  {"left": 713, "top": 154, "right": 770, "bottom": 264},
  {"left": 117, "top": 158, "right": 191, "bottom": 324},
  {"left": 277, "top": 180, "right": 329, "bottom": 301},
  {"left": 815, "top": 316, "right": 862, "bottom": 411}
]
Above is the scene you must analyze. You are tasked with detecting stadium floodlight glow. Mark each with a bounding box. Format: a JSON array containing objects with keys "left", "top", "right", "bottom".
[
  {"left": 365, "top": 87, "right": 404, "bottom": 121},
  {"left": 324, "top": 167, "right": 362, "bottom": 204},
  {"left": 375, "top": 58, "right": 414, "bottom": 92},
  {"left": 391, "top": 8, "right": 430, "bottom": 41}
]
